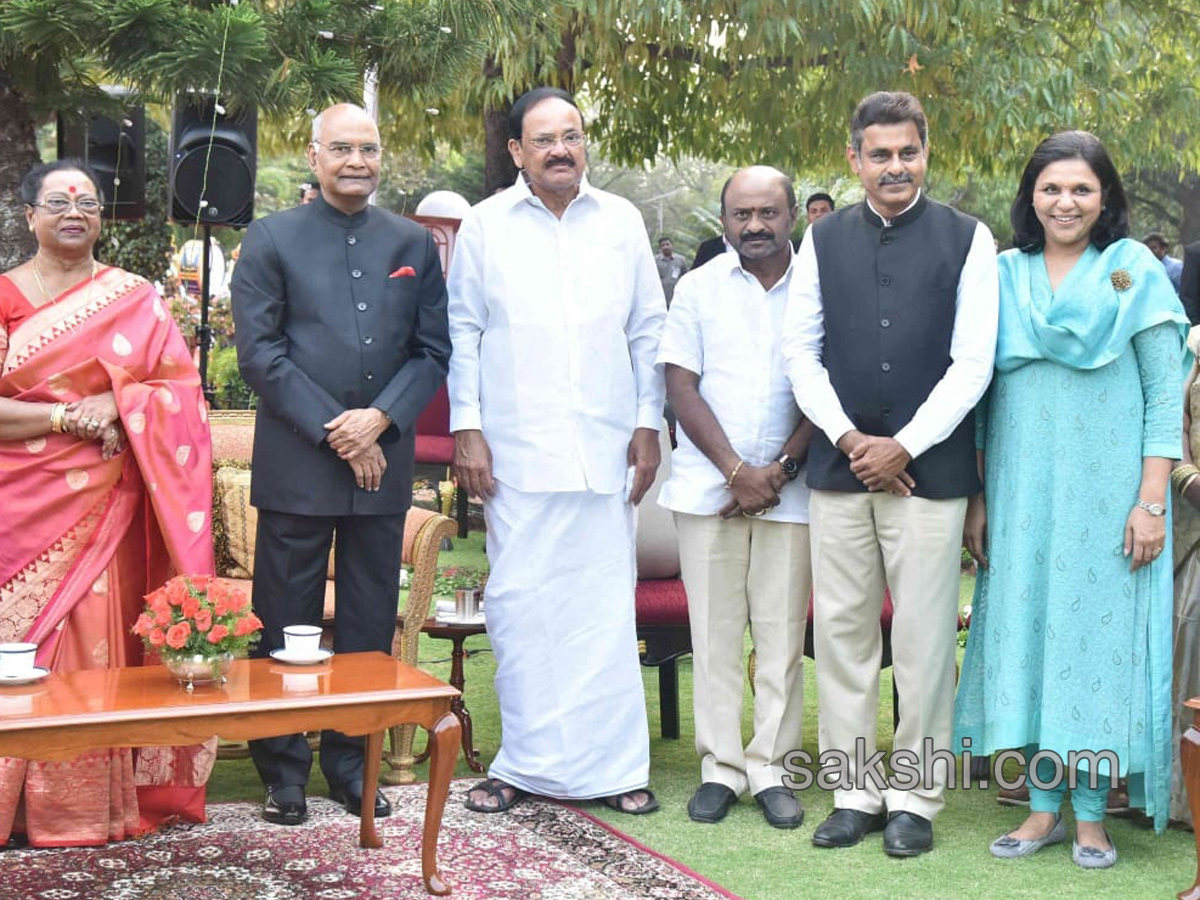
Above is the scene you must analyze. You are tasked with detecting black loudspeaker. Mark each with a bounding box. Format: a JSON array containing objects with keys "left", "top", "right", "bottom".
[
  {"left": 57, "top": 101, "right": 146, "bottom": 220},
  {"left": 169, "top": 95, "right": 256, "bottom": 227}
]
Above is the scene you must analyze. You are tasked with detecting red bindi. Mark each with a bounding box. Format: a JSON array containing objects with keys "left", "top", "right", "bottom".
[{"left": 68, "top": 186, "right": 76, "bottom": 193}]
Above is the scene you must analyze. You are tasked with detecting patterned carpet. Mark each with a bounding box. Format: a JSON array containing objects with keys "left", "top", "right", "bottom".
[{"left": 4, "top": 781, "right": 743, "bottom": 900}]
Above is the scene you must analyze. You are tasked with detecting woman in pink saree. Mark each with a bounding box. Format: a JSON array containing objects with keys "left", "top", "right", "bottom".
[{"left": 0, "top": 160, "right": 215, "bottom": 846}]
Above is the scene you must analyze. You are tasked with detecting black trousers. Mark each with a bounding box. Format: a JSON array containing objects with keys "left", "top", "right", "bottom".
[{"left": 247, "top": 508, "right": 407, "bottom": 790}]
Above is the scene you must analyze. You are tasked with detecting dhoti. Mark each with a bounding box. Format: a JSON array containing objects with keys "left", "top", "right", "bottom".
[{"left": 484, "top": 481, "right": 650, "bottom": 798}]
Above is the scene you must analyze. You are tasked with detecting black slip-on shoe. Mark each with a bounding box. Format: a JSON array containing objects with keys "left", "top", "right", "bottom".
[
  {"left": 263, "top": 784, "right": 307, "bottom": 826},
  {"left": 687, "top": 782, "right": 738, "bottom": 824},
  {"left": 883, "top": 811, "right": 933, "bottom": 857},
  {"left": 329, "top": 779, "right": 392, "bottom": 818},
  {"left": 754, "top": 786, "right": 804, "bottom": 829},
  {"left": 811, "top": 808, "right": 886, "bottom": 848}
]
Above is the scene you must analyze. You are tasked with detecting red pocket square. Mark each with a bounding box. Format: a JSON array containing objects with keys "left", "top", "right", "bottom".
[{"left": 389, "top": 266, "right": 416, "bottom": 278}]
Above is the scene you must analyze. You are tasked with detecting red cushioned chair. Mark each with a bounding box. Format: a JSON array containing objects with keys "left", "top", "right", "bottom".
[
  {"left": 412, "top": 383, "right": 469, "bottom": 538},
  {"left": 407, "top": 213, "right": 469, "bottom": 538},
  {"left": 635, "top": 578, "right": 692, "bottom": 739}
]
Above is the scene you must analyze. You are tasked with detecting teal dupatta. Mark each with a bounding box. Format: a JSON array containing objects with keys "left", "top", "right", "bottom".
[
  {"left": 987, "top": 237, "right": 1187, "bottom": 830},
  {"left": 996, "top": 237, "right": 1188, "bottom": 374}
]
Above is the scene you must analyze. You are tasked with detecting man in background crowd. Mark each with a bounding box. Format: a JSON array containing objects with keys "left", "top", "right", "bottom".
[{"left": 655, "top": 236, "right": 689, "bottom": 305}]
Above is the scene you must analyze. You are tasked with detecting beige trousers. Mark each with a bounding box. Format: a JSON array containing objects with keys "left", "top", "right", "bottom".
[
  {"left": 675, "top": 512, "right": 811, "bottom": 796},
  {"left": 809, "top": 489, "right": 966, "bottom": 820}
]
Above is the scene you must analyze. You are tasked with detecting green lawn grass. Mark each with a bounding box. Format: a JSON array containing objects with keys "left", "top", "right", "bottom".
[{"left": 208, "top": 534, "right": 1195, "bottom": 900}]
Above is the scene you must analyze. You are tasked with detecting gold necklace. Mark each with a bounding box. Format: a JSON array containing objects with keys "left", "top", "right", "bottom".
[{"left": 31, "top": 256, "right": 97, "bottom": 308}]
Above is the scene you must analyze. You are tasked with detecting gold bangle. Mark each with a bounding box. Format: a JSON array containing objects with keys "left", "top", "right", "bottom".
[
  {"left": 49, "top": 402, "right": 66, "bottom": 434},
  {"left": 726, "top": 460, "right": 745, "bottom": 489},
  {"left": 1173, "top": 464, "right": 1200, "bottom": 491},
  {"left": 1183, "top": 473, "right": 1200, "bottom": 497}
]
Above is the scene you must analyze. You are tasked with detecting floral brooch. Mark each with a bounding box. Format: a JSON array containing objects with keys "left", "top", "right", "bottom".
[{"left": 1110, "top": 269, "right": 1132, "bottom": 292}]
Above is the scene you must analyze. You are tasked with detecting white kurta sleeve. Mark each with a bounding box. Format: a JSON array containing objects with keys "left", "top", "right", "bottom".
[
  {"left": 446, "top": 212, "right": 487, "bottom": 433},
  {"left": 626, "top": 227, "right": 668, "bottom": 431},
  {"left": 893, "top": 221, "right": 999, "bottom": 458}
]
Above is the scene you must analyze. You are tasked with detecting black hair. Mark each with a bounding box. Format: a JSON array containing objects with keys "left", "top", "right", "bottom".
[
  {"left": 507, "top": 87, "right": 581, "bottom": 141},
  {"left": 849, "top": 92, "right": 927, "bottom": 154},
  {"left": 805, "top": 192, "right": 835, "bottom": 211},
  {"left": 20, "top": 158, "right": 105, "bottom": 206},
  {"left": 657, "top": 236, "right": 673, "bottom": 244},
  {"left": 1010, "top": 130, "right": 1130, "bottom": 253},
  {"left": 720, "top": 169, "right": 797, "bottom": 214}
]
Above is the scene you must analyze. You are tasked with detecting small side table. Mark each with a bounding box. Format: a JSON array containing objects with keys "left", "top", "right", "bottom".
[
  {"left": 1181, "top": 698, "right": 1200, "bottom": 900},
  {"left": 418, "top": 617, "right": 488, "bottom": 773}
]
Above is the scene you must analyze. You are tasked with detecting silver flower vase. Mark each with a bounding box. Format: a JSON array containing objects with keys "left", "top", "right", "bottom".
[{"left": 163, "top": 651, "right": 233, "bottom": 692}]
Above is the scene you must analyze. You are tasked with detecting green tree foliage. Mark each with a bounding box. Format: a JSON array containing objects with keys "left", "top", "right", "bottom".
[
  {"left": 0, "top": 0, "right": 536, "bottom": 269},
  {"left": 387, "top": 1, "right": 1199, "bottom": 188}
]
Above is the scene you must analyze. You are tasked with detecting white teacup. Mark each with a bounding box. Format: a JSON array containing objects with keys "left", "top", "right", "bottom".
[
  {"left": 0, "top": 642, "right": 38, "bottom": 679},
  {"left": 282, "top": 625, "right": 323, "bottom": 655}
]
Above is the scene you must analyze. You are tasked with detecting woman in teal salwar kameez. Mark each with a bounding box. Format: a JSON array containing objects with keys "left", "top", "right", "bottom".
[{"left": 956, "top": 131, "right": 1188, "bottom": 869}]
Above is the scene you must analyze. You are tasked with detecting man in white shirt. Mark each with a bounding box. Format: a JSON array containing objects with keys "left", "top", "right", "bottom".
[
  {"left": 782, "top": 92, "right": 998, "bottom": 856},
  {"left": 447, "top": 87, "right": 666, "bottom": 816},
  {"left": 658, "top": 166, "right": 815, "bottom": 830}
]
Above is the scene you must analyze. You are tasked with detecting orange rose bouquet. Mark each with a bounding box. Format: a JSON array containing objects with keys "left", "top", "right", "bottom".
[{"left": 133, "top": 575, "right": 262, "bottom": 685}]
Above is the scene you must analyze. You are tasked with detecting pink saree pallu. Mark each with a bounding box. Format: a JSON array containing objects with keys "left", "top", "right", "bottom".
[{"left": 0, "top": 267, "right": 216, "bottom": 846}]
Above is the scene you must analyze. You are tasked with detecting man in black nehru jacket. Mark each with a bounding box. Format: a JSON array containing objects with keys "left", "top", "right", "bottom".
[{"left": 782, "top": 91, "right": 998, "bottom": 857}]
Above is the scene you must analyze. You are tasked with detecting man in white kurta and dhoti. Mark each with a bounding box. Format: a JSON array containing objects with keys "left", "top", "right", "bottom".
[{"left": 447, "top": 87, "right": 666, "bottom": 815}]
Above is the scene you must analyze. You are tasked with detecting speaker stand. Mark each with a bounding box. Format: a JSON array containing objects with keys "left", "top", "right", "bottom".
[{"left": 197, "top": 224, "right": 216, "bottom": 407}]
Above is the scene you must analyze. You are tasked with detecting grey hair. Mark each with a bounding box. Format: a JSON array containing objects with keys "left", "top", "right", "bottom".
[{"left": 310, "top": 103, "right": 372, "bottom": 143}]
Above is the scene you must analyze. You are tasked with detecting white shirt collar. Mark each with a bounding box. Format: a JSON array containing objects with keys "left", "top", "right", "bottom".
[
  {"left": 506, "top": 171, "right": 594, "bottom": 212},
  {"left": 725, "top": 245, "right": 798, "bottom": 293}
]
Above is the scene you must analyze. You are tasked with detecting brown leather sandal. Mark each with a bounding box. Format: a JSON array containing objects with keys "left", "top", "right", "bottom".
[
  {"left": 464, "top": 777, "right": 529, "bottom": 813},
  {"left": 602, "top": 788, "right": 660, "bottom": 815}
]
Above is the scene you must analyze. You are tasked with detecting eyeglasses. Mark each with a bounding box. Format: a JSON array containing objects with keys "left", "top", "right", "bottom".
[
  {"left": 524, "top": 131, "right": 586, "bottom": 151},
  {"left": 312, "top": 140, "right": 382, "bottom": 160},
  {"left": 30, "top": 196, "right": 102, "bottom": 215}
]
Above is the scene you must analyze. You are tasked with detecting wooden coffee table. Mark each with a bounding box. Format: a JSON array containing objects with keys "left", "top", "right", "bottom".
[{"left": 0, "top": 651, "right": 460, "bottom": 896}]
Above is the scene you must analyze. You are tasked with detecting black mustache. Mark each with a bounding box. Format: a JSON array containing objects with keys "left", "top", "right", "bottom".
[
  {"left": 546, "top": 157, "right": 575, "bottom": 167},
  {"left": 879, "top": 172, "right": 914, "bottom": 185},
  {"left": 740, "top": 231, "right": 773, "bottom": 241}
]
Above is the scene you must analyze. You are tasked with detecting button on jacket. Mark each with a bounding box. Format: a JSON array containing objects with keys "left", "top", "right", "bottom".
[
  {"left": 232, "top": 194, "right": 451, "bottom": 514},
  {"left": 447, "top": 176, "right": 666, "bottom": 495}
]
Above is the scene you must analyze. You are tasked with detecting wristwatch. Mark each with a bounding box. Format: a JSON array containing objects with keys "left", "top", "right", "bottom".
[
  {"left": 776, "top": 453, "right": 801, "bottom": 482},
  {"left": 1136, "top": 499, "right": 1166, "bottom": 517}
]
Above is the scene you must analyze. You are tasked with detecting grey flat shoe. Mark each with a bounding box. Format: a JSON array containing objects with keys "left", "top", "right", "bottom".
[
  {"left": 989, "top": 815, "right": 1066, "bottom": 858},
  {"left": 1073, "top": 831, "right": 1117, "bottom": 869}
]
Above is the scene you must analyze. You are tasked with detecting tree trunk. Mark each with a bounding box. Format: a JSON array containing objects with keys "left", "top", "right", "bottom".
[
  {"left": 0, "top": 69, "right": 41, "bottom": 271},
  {"left": 1179, "top": 177, "right": 1200, "bottom": 246},
  {"left": 484, "top": 106, "right": 517, "bottom": 195}
]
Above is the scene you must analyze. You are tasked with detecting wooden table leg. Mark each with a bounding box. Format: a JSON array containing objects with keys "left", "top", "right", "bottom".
[
  {"left": 1180, "top": 721, "right": 1200, "bottom": 900},
  {"left": 359, "top": 730, "right": 384, "bottom": 850},
  {"left": 423, "top": 711, "right": 461, "bottom": 896},
  {"left": 414, "top": 634, "right": 485, "bottom": 772}
]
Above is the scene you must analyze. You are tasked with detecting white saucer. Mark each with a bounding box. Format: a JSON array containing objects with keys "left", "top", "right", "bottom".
[
  {"left": 0, "top": 666, "right": 50, "bottom": 686},
  {"left": 434, "top": 614, "right": 486, "bottom": 627},
  {"left": 269, "top": 648, "right": 334, "bottom": 666}
]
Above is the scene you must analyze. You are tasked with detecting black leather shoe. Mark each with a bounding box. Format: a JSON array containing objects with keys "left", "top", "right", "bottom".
[
  {"left": 754, "top": 786, "right": 804, "bottom": 829},
  {"left": 883, "top": 811, "right": 933, "bottom": 857},
  {"left": 687, "top": 782, "right": 738, "bottom": 824},
  {"left": 811, "top": 808, "right": 886, "bottom": 848},
  {"left": 330, "top": 779, "right": 392, "bottom": 818},
  {"left": 262, "top": 784, "right": 307, "bottom": 826}
]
